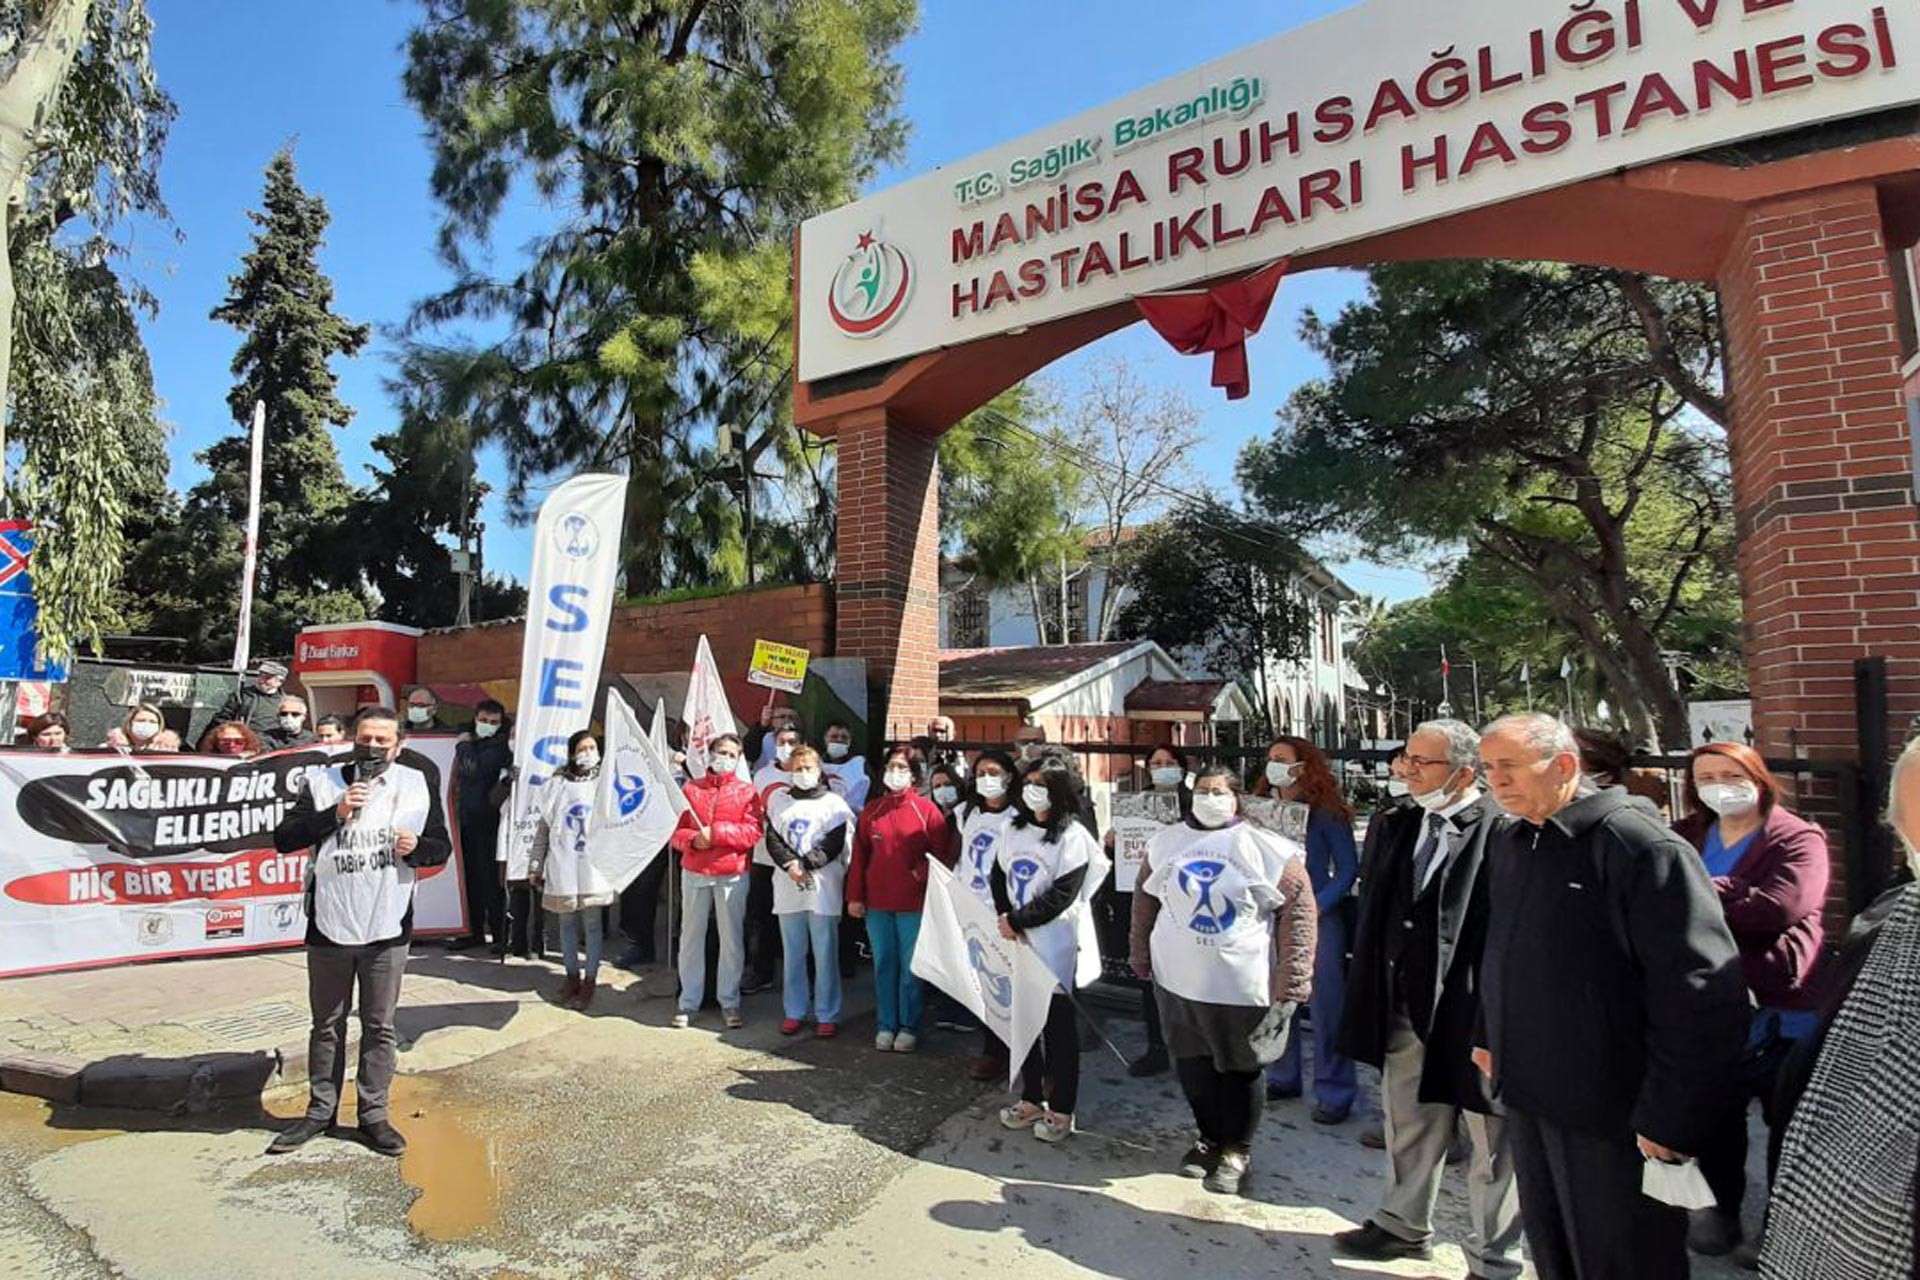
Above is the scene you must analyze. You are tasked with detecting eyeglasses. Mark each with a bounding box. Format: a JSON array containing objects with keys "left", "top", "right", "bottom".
[{"left": 1403, "top": 755, "right": 1455, "bottom": 771}]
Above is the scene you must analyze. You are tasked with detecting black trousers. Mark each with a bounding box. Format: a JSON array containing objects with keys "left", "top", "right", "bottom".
[
  {"left": 745, "top": 863, "right": 782, "bottom": 983},
  {"left": 1506, "top": 1108, "right": 1688, "bottom": 1280},
  {"left": 1141, "top": 987, "right": 1165, "bottom": 1050},
  {"left": 618, "top": 850, "right": 669, "bottom": 962},
  {"left": 506, "top": 883, "right": 547, "bottom": 957},
  {"left": 1020, "top": 994, "right": 1081, "bottom": 1116},
  {"left": 457, "top": 817, "right": 500, "bottom": 943},
  {"left": 1697, "top": 1030, "right": 1793, "bottom": 1216},
  {"left": 1174, "top": 1056, "right": 1264, "bottom": 1149}
]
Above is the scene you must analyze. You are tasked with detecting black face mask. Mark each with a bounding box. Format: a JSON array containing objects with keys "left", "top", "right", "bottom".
[{"left": 354, "top": 744, "right": 391, "bottom": 779}]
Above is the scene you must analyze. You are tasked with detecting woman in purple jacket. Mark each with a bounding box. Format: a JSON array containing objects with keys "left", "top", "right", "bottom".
[{"left": 1672, "top": 741, "right": 1829, "bottom": 1262}]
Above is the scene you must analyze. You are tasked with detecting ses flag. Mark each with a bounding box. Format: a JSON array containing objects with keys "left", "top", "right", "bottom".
[
  {"left": 592, "top": 689, "right": 686, "bottom": 892},
  {"left": 0, "top": 522, "right": 66, "bottom": 682},
  {"left": 504, "top": 475, "right": 627, "bottom": 879},
  {"left": 682, "top": 634, "right": 736, "bottom": 779},
  {"left": 913, "top": 857, "right": 1057, "bottom": 1087}
]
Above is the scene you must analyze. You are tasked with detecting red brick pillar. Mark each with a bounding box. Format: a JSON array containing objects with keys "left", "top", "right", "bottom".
[
  {"left": 1719, "top": 185, "right": 1920, "bottom": 764},
  {"left": 832, "top": 407, "right": 941, "bottom": 741}
]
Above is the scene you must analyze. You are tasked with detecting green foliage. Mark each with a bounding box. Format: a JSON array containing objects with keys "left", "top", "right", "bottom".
[
  {"left": 159, "top": 148, "right": 373, "bottom": 659},
  {"left": 2, "top": 0, "right": 175, "bottom": 663},
  {"left": 400, "top": 0, "right": 916, "bottom": 594},
  {"left": 1240, "top": 261, "right": 1735, "bottom": 746},
  {"left": 1113, "top": 501, "right": 1311, "bottom": 736}
]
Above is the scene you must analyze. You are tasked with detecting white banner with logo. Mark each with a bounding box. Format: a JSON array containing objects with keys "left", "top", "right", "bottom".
[
  {"left": 0, "top": 740, "right": 468, "bottom": 978},
  {"left": 504, "top": 473, "right": 629, "bottom": 879},
  {"left": 912, "top": 857, "right": 1058, "bottom": 1087},
  {"left": 682, "top": 634, "right": 736, "bottom": 779},
  {"left": 592, "top": 689, "right": 687, "bottom": 892}
]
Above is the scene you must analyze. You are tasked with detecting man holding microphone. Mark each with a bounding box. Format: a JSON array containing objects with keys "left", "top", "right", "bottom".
[{"left": 268, "top": 706, "right": 451, "bottom": 1157}]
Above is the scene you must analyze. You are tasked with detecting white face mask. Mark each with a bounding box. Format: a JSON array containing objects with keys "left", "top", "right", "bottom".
[
  {"left": 1385, "top": 779, "right": 1411, "bottom": 798},
  {"left": 790, "top": 768, "right": 822, "bottom": 791},
  {"left": 1150, "top": 765, "right": 1184, "bottom": 790},
  {"left": 408, "top": 706, "right": 433, "bottom": 725},
  {"left": 474, "top": 720, "right": 501, "bottom": 739},
  {"left": 933, "top": 785, "right": 959, "bottom": 808},
  {"left": 1697, "top": 780, "right": 1760, "bottom": 817},
  {"left": 826, "top": 741, "right": 850, "bottom": 760},
  {"left": 1191, "top": 792, "right": 1237, "bottom": 829},
  {"left": 1266, "top": 761, "right": 1300, "bottom": 788},
  {"left": 1021, "top": 784, "right": 1051, "bottom": 813},
  {"left": 278, "top": 714, "right": 304, "bottom": 733},
  {"left": 975, "top": 774, "right": 1007, "bottom": 800},
  {"left": 1411, "top": 774, "right": 1461, "bottom": 812},
  {"left": 883, "top": 768, "right": 913, "bottom": 793},
  {"left": 1018, "top": 741, "right": 1043, "bottom": 762},
  {"left": 712, "top": 753, "right": 742, "bottom": 776},
  {"left": 775, "top": 742, "right": 795, "bottom": 765},
  {"left": 129, "top": 719, "right": 160, "bottom": 742},
  {"left": 573, "top": 749, "right": 600, "bottom": 772}
]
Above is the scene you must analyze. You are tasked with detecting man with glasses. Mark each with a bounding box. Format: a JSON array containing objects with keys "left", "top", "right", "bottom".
[{"left": 1335, "top": 720, "right": 1523, "bottom": 1277}]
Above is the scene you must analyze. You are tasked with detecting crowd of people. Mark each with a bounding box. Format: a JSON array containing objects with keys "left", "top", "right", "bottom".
[{"left": 11, "top": 667, "right": 1910, "bottom": 1279}]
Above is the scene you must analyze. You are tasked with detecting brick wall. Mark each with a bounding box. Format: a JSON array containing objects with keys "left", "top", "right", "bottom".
[
  {"left": 834, "top": 408, "right": 942, "bottom": 741},
  {"left": 1719, "top": 185, "right": 1920, "bottom": 762},
  {"left": 416, "top": 583, "right": 835, "bottom": 686},
  {"left": 1719, "top": 186, "right": 1920, "bottom": 912}
]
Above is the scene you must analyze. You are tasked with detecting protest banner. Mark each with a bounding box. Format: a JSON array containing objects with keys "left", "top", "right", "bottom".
[
  {"left": 504, "top": 473, "right": 627, "bottom": 879},
  {"left": 0, "top": 739, "right": 467, "bottom": 978},
  {"left": 913, "top": 857, "right": 1058, "bottom": 1086},
  {"left": 1242, "top": 796, "right": 1312, "bottom": 845},
  {"left": 746, "top": 639, "right": 810, "bottom": 695},
  {"left": 1110, "top": 790, "right": 1180, "bottom": 893},
  {"left": 593, "top": 689, "right": 687, "bottom": 892}
]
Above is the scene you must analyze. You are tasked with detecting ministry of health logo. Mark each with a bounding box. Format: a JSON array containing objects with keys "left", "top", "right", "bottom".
[{"left": 827, "top": 230, "right": 912, "bottom": 338}]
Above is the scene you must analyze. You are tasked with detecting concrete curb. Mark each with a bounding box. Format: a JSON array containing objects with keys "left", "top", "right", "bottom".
[{"left": 0, "top": 1051, "right": 85, "bottom": 1104}]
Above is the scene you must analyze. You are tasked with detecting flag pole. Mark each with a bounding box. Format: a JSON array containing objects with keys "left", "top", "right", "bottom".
[{"left": 230, "top": 400, "right": 266, "bottom": 674}]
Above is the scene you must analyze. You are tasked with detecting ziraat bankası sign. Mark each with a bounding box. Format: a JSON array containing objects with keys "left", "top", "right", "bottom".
[{"left": 798, "top": 0, "right": 1920, "bottom": 382}]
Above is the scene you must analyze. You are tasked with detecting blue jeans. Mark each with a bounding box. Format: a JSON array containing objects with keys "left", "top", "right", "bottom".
[
  {"left": 865, "top": 909, "right": 924, "bottom": 1034},
  {"left": 556, "top": 907, "right": 604, "bottom": 980},
  {"left": 779, "top": 911, "right": 843, "bottom": 1024},
  {"left": 1267, "top": 905, "right": 1358, "bottom": 1114}
]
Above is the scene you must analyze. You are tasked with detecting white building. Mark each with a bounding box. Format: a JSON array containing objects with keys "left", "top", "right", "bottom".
[{"left": 939, "top": 547, "right": 1359, "bottom": 746}]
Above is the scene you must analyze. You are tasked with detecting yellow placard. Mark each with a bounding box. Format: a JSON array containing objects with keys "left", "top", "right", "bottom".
[{"left": 747, "top": 639, "right": 811, "bottom": 693}]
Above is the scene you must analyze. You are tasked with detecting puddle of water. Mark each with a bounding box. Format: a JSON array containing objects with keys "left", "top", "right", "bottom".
[
  {"left": 0, "top": 1090, "right": 121, "bottom": 1153},
  {"left": 383, "top": 1077, "right": 511, "bottom": 1243}
]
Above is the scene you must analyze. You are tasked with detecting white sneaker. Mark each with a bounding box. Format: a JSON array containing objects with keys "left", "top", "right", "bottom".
[
  {"left": 875, "top": 1030, "right": 895, "bottom": 1051},
  {"left": 999, "top": 1102, "right": 1044, "bottom": 1130},
  {"left": 670, "top": 1012, "right": 691, "bottom": 1029},
  {"left": 892, "top": 1031, "right": 918, "bottom": 1054},
  {"left": 1034, "top": 1112, "right": 1075, "bottom": 1143}
]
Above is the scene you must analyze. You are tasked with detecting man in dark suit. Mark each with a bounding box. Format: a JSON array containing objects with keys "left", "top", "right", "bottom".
[{"left": 1335, "top": 720, "right": 1523, "bottom": 1277}]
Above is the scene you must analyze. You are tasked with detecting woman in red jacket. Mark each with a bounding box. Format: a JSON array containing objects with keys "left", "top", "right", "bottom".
[
  {"left": 847, "top": 746, "right": 954, "bottom": 1053},
  {"left": 1671, "top": 741, "right": 1829, "bottom": 1260},
  {"left": 668, "top": 734, "right": 765, "bottom": 1031}
]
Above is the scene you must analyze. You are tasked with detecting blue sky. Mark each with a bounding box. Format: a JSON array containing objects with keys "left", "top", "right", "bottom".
[{"left": 133, "top": 0, "right": 1433, "bottom": 604}]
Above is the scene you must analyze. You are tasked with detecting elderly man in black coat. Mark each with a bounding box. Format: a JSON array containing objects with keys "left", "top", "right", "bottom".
[
  {"left": 1475, "top": 712, "right": 1746, "bottom": 1280},
  {"left": 1335, "top": 719, "right": 1523, "bottom": 1277}
]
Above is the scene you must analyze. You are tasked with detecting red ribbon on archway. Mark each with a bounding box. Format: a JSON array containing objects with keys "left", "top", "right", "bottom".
[{"left": 1135, "top": 258, "right": 1291, "bottom": 401}]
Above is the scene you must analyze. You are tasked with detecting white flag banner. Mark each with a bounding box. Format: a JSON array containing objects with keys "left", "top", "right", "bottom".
[
  {"left": 591, "top": 690, "right": 686, "bottom": 893},
  {"left": 913, "top": 857, "right": 1057, "bottom": 1087},
  {"left": 682, "top": 634, "right": 735, "bottom": 779},
  {"left": 648, "top": 696, "right": 671, "bottom": 765},
  {"left": 504, "top": 473, "right": 628, "bottom": 880},
  {"left": 230, "top": 400, "right": 266, "bottom": 673}
]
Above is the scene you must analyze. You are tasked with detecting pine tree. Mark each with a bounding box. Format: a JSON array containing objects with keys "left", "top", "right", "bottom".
[{"left": 171, "top": 147, "right": 372, "bottom": 659}]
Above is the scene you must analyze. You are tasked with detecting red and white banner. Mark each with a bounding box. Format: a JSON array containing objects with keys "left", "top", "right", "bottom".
[{"left": 0, "top": 738, "right": 469, "bottom": 978}]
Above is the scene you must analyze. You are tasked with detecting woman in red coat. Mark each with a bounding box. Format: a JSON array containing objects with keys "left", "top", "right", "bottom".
[
  {"left": 847, "top": 746, "right": 954, "bottom": 1053},
  {"left": 1671, "top": 741, "right": 1829, "bottom": 1260}
]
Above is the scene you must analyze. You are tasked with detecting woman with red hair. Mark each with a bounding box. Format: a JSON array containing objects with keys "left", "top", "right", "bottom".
[
  {"left": 1257, "top": 736, "right": 1359, "bottom": 1123},
  {"left": 1671, "top": 741, "right": 1829, "bottom": 1262}
]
